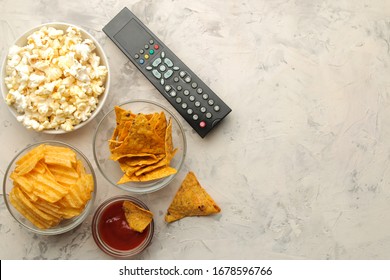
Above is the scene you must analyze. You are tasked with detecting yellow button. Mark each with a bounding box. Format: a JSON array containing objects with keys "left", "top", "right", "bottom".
[{"left": 144, "top": 54, "right": 149, "bottom": 59}]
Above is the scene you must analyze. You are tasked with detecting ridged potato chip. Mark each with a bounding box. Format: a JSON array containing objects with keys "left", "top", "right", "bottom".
[{"left": 8, "top": 144, "right": 94, "bottom": 229}]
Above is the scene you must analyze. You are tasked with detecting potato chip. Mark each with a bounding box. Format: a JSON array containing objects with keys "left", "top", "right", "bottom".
[
  {"left": 8, "top": 144, "right": 95, "bottom": 229},
  {"left": 165, "top": 172, "right": 221, "bottom": 223},
  {"left": 11, "top": 186, "right": 61, "bottom": 229},
  {"left": 108, "top": 106, "right": 178, "bottom": 184},
  {"left": 44, "top": 145, "right": 76, "bottom": 168},
  {"left": 10, "top": 189, "right": 52, "bottom": 229},
  {"left": 123, "top": 201, "right": 153, "bottom": 232},
  {"left": 47, "top": 164, "right": 79, "bottom": 186},
  {"left": 14, "top": 144, "right": 45, "bottom": 175}
]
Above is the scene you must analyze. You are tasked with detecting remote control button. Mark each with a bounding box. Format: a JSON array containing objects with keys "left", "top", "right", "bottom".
[
  {"left": 139, "top": 59, "right": 145, "bottom": 64},
  {"left": 152, "top": 58, "right": 162, "bottom": 67},
  {"left": 149, "top": 49, "right": 154, "bottom": 55},
  {"left": 214, "top": 105, "right": 220, "bottom": 112},
  {"left": 165, "top": 85, "right": 171, "bottom": 92},
  {"left": 154, "top": 44, "right": 159, "bottom": 50},
  {"left": 202, "top": 93, "right": 209, "bottom": 100},
  {"left": 200, "top": 106, "right": 206, "bottom": 113},
  {"left": 173, "top": 66, "right": 180, "bottom": 71},
  {"left": 194, "top": 101, "right": 201, "bottom": 107},
  {"left": 176, "top": 85, "right": 182, "bottom": 91},
  {"left": 152, "top": 70, "right": 161, "bottom": 79},
  {"left": 160, "top": 78, "right": 165, "bottom": 85},
  {"left": 189, "top": 95, "right": 195, "bottom": 102},
  {"left": 159, "top": 65, "right": 167, "bottom": 72},
  {"left": 164, "top": 69, "right": 173, "bottom": 79},
  {"left": 197, "top": 88, "right": 203, "bottom": 94},
  {"left": 161, "top": 51, "right": 166, "bottom": 58},
  {"left": 144, "top": 54, "right": 149, "bottom": 59},
  {"left": 173, "top": 77, "right": 179, "bottom": 83},
  {"left": 183, "top": 90, "right": 190, "bottom": 96},
  {"left": 208, "top": 99, "right": 214, "bottom": 106},
  {"left": 191, "top": 82, "right": 197, "bottom": 88},
  {"left": 184, "top": 76, "right": 191, "bottom": 83},
  {"left": 181, "top": 103, "right": 188, "bottom": 109},
  {"left": 146, "top": 66, "right": 153, "bottom": 71},
  {"left": 144, "top": 44, "right": 149, "bottom": 49},
  {"left": 187, "top": 108, "right": 193, "bottom": 115},
  {"left": 149, "top": 39, "right": 154, "bottom": 44},
  {"left": 193, "top": 114, "right": 199, "bottom": 120},
  {"left": 140, "top": 49, "right": 144, "bottom": 54},
  {"left": 199, "top": 121, "right": 206, "bottom": 128},
  {"left": 206, "top": 112, "right": 212, "bottom": 119},
  {"left": 164, "top": 58, "right": 174, "bottom": 67},
  {"left": 176, "top": 97, "right": 182, "bottom": 103},
  {"left": 179, "top": 71, "right": 186, "bottom": 78},
  {"left": 170, "top": 90, "right": 177, "bottom": 97},
  {"left": 134, "top": 54, "right": 139, "bottom": 59}
]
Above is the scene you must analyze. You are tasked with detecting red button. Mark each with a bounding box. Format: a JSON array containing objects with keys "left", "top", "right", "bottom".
[
  {"left": 154, "top": 44, "right": 159, "bottom": 50},
  {"left": 199, "top": 121, "right": 206, "bottom": 128}
]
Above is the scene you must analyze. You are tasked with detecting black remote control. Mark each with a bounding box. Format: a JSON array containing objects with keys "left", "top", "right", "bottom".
[{"left": 103, "top": 7, "right": 231, "bottom": 138}]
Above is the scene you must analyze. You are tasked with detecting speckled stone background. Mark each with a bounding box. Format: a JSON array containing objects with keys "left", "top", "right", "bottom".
[{"left": 1, "top": 0, "right": 390, "bottom": 259}]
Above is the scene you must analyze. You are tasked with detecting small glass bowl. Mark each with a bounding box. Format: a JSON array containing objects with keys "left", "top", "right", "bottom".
[
  {"left": 0, "top": 22, "right": 110, "bottom": 134},
  {"left": 93, "top": 99, "right": 187, "bottom": 194},
  {"left": 2, "top": 140, "right": 97, "bottom": 235},
  {"left": 92, "top": 195, "right": 154, "bottom": 258}
]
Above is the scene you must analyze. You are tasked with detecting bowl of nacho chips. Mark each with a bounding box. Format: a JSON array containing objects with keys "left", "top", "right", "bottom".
[
  {"left": 93, "top": 99, "right": 187, "bottom": 194},
  {"left": 2, "top": 140, "right": 96, "bottom": 235}
]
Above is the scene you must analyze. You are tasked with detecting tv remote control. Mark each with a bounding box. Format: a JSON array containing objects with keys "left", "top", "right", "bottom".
[{"left": 103, "top": 7, "right": 231, "bottom": 138}]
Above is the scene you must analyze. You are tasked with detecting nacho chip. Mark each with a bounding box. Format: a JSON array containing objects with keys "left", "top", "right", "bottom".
[
  {"left": 108, "top": 106, "right": 178, "bottom": 183},
  {"left": 123, "top": 201, "right": 153, "bottom": 232},
  {"left": 124, "top": 166, "right": 177, "bottom": 182},
  {"left": 165, "top": 172, "right": 221, "bottom": 223},
  {"left": 112, "top": 114, "right": 165, "bottom": 156}
]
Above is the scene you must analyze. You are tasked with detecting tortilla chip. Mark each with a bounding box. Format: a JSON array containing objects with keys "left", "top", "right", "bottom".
[
  {"left": 165, "top": 172, "right": 221, "bottom": 223},
  {"left": 108, "top": 106, "right": 178, "bottom": 183},
  {"left": 123, "top": 201, "right": 153, "bottom": 232},
  {"left": 111, "top": 114, "right": 165, "bottom": 156}
]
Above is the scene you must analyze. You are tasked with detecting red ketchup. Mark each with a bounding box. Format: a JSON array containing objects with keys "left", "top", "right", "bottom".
[{"left": 98, "top": 200, "right": 149, "bottom": 250}]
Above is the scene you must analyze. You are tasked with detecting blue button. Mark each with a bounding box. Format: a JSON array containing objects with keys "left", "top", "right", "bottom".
[{"left": 139, "top": 59, "right": 145, "bottom": 64}]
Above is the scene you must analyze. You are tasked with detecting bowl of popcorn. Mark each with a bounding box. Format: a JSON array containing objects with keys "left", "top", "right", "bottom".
[{"left": 1, "top": 23, "right": 110, "bottom": 133}]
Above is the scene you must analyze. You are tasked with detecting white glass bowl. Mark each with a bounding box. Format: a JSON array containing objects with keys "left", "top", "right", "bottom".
[
  {"left": 0, "top": 22, "right": 110, "bottom": 134},
  {"left": 93, "top": 99, "right": 187, "bottom": 194},
  {"left": 3, "top": 141, "right": 97, "bottom": 235}
]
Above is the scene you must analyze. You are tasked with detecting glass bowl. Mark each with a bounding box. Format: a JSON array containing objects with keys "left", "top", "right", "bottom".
[
  {"left": 92, "top": 195, "right": 154, "bottom": 258},
  {"left": 2, "top": 140, "right": 97, "bottom": 235},
  {"left": 0, "top": 22, "right": 110, "bottom": 134},
  {"left": 93, "top": 99, "right": 187, "bottom": 194}
]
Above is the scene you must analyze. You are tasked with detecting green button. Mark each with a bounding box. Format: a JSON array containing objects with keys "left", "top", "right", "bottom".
[{"left": 149, "top": 49, "right": 154, "bottom": 55}]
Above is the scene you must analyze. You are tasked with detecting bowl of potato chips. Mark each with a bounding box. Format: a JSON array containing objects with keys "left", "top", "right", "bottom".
[
  {"left": 3, "top": 141, "right": 96, "bottom": 235},
  {"left": 93, "top": 99, "right": 187, "bottom": 194},
  {"left": 1, "top": 22, "right": 110, "bottom": 134}
]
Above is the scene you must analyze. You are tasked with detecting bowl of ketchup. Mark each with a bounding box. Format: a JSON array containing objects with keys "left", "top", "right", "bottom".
[{"left": 92, "top": 195, "right": 154, "bottom": 258}]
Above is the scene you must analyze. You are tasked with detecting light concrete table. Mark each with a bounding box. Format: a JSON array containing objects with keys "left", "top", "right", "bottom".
[{"left": 1, "top": 0, "right": 390, "bottom": 259}]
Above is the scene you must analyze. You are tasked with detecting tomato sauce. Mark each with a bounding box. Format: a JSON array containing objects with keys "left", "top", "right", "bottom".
[{"left": 98, "top": 200, "right": 149, "bottom": 250}]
